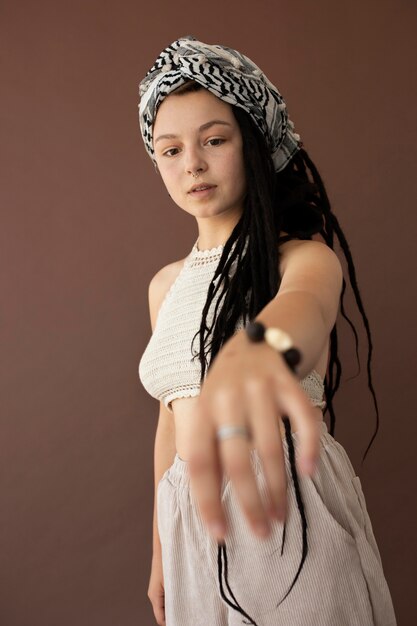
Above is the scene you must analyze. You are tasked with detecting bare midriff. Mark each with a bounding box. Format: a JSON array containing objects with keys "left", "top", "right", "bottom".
[{"left": 171, "top": 338, "right": 329, "bottom": 462}]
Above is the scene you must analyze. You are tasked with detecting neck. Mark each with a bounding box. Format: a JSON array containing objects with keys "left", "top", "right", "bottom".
[{"left": 195, "top": 211, "right": 242, "bottom": 252}]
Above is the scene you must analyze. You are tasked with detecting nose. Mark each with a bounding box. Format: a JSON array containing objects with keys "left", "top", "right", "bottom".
[{"left": 183, "top": 144, "right": 208, "bottom": 177}]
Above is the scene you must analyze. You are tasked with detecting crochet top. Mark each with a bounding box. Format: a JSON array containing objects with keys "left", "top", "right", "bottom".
[{"left": 138, "top": 237, "right": 327, "bottom": 414}]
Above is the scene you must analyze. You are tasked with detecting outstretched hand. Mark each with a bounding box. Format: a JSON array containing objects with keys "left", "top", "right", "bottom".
[{"left": 187, "top": 328, "right": 321, "bottom": 543}]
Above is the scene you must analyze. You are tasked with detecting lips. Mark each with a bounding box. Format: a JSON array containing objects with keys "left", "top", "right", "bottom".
[{"left": 188, "top": 183, "right": 216, "bottom": 193}]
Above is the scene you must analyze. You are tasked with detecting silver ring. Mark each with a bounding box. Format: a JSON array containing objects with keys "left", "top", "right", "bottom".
[{"left": 216, "top": 424, "right": 251, "bottom": 441}]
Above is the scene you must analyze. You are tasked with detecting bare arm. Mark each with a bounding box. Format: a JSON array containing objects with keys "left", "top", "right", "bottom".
[
  {"left": 152, "top": 402, "right": 176, "bottom": 555},
  {"left": 147, "top": 267, "right": 178, "bottom": 557},
  {"left": 187, "top": 239, "right": 344, "bottom": 541},
  {"left": 254, "top": 239, "right": 343, "bottom": 379}
]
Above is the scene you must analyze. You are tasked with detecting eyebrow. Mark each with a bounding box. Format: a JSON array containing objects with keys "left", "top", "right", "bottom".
[{"left": 154, "top": 120, "right": 232, "bottom": 145}]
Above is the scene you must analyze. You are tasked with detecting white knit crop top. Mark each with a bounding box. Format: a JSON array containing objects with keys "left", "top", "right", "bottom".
[{"left": 138, "top": 238, "right": 327, "bottom": 414}]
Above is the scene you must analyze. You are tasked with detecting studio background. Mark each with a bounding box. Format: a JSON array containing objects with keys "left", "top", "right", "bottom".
[{"left": 1, "top": 1, "right": 416, "bottom": 624}]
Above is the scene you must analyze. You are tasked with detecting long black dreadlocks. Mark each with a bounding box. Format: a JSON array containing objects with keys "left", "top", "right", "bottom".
[{"left": 167, "top": 79, "right": 380, "bottom": 625}]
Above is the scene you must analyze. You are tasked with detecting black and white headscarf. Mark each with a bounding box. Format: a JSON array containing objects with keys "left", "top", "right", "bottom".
[{"left": 138, "top": 35, "right": 302, "bottom": 172}]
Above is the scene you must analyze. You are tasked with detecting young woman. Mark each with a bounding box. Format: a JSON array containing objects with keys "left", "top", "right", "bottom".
[{"left": 138, "top": 35, "right": 397, "bottom": 626}]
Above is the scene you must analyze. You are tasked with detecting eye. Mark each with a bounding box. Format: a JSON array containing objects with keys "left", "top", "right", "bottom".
[
  {"left": 206, "top": 138, "right": 225, "bottom": 146},
  {"left": 162, "top": 147, "right": 179, "bottom": 157}
]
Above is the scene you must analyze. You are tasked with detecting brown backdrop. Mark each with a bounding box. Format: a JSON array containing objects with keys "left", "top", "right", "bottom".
[{"left": 1, "top": 1, "right": 416, "bottom": 624}]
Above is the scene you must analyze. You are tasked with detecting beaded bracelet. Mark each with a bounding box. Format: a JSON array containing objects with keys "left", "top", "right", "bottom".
[{"left": 245, "top": 320, "right": 301, "bottom": 374}]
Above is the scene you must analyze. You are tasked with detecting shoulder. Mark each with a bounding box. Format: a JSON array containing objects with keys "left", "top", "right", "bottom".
[
  {"left": 278, "top": 232, "right": 342, "bottom": 279},
  {"left": 147, "top": 256, "right": 188, "bottom": 332},
  {"left": 277, "top": 235, "right": 344, "bottom": 329}
]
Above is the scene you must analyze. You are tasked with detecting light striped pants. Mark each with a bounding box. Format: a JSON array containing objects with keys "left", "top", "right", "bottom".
[{"left": 157, "top": 420, "right": 397, "bottom": 625}]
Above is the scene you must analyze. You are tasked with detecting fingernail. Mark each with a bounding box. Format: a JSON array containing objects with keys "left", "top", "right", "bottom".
[{"left": 209, "top": 521, "right": 226, "bottom": 541}]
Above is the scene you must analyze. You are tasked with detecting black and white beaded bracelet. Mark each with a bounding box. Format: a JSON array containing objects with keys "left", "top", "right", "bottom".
[{"left": 245, "top": 320, "right": 301, "bottom": 374}]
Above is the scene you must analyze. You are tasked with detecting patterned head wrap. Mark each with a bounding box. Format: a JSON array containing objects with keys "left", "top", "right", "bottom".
[{"left": 138, "top": 35, "right": 302, "bottom": 173}]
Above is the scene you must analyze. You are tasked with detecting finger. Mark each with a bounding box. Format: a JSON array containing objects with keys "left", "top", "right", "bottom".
[
  {"left": 273, "top": 371, "right": 320, "bottom": 476},
  {"left": 214, "top": 390, "right": 272, "bottom": 538},
  {"left": 187, "top": 402, "right": 227, "bottom": 542},
  {"left": 245, "top": 377, "right": 287, "bottom": 522}
]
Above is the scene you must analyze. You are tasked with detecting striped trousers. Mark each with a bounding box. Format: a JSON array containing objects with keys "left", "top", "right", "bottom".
[{"left": 157, "top": 420, "right": 397, "bottom": 625}]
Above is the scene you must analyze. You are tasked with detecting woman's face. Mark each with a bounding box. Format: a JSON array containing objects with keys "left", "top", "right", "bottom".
[{"left": 152, "top": 88, "right": 247, "bottom": 220}]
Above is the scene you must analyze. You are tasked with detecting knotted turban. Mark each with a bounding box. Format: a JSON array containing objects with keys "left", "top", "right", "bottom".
[{"left": 138, "top": 35, "right": 302, "bottom": 172}]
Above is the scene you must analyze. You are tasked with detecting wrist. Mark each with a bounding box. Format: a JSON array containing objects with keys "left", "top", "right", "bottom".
[{"left": 245, "top": 320, "right": 302, "bottom": 375}]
